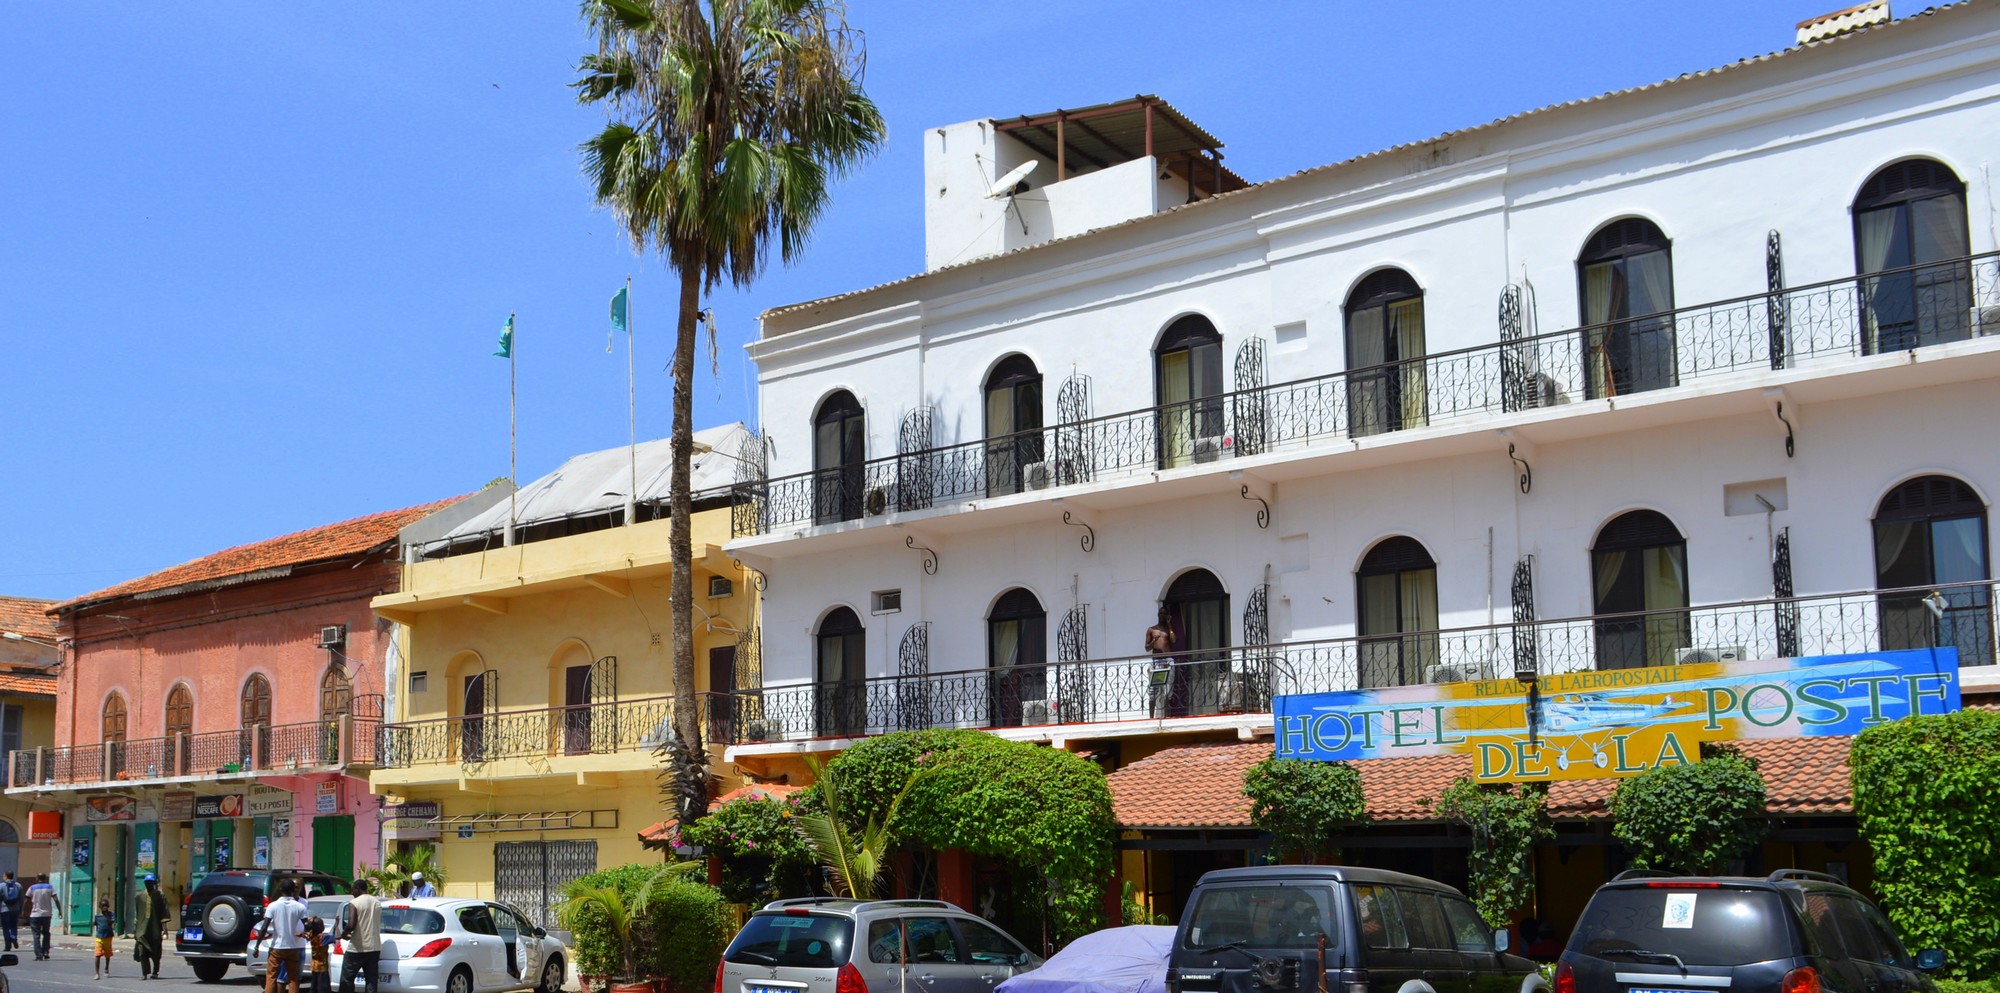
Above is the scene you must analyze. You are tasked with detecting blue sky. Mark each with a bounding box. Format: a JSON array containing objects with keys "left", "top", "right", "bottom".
[{"left": 0, "top": 1, "right": 1842, "bottom": 601}]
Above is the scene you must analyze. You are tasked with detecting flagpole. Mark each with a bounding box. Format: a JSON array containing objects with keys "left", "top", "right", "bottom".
[
  {"left": 507, "top": 311, "right": 518, "bottom": 547},
  {"left": 627, "top": 275, "right": 638, "bottom": 528}
]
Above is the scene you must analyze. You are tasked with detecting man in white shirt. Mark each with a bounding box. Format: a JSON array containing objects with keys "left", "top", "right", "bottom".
[
  {"left": 24, "top": 875, "right": 58, "bottom": 961},
  {"left": 262, "top": 878, "right": 308, "bottom": 993},
  {"left": 338, "top": 878, "right": 382, "bottom": 993},
  {"left": 409, "top": 872, "right": 436, "bottom": 899}
]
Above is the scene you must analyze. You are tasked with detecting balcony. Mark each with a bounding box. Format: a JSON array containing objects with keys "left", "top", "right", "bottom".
[
  {"left": 6, "top": 708, "right": 382, "bottom": 793},
  {"left": 734, "top": 253, "right": 2000, "bottom": 539},
  {"left": 372, "top": 695, "right": 719, "bottom": 778},
  {"left": 717, "top": 579, "right": 1995, "bottom": 747}
]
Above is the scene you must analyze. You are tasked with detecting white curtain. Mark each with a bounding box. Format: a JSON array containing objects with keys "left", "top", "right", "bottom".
[
  {"left": 1593, "top": 550, "right": 1627, "bottom": 608},
  {"left": 1857, "top": 207, "right": 1903, "bottom": 350},
  {"left": 1391, "top": 298, "right": 1428, "bottom": 428},
  {"left": 1584, "top": 263, "right": 1617, "bottom": 397},
  {"left": 1348, "top": 307, "right": 1386, "bottom": 435},
  {"left": 1159, "top": 351, "right": 1191, "bottom": 466}
]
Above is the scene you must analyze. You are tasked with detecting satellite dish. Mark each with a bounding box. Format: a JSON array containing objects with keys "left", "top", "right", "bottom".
[{"left": 986, "top": 160, "right": 1037, "bottom": 199}]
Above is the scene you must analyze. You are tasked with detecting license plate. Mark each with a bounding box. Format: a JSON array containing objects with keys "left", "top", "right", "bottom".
[
  {"left": 1630, "top": 988, "right": 1699, "bottom": 993},
  {"left": 746, "top": 987, "right": 785, "bottom": 993},
  {"left": 182, "top": 928, "right": 203, "bottom": 942}
]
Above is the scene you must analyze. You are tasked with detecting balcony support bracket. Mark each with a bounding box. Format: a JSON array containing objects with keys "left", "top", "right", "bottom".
[
  {"left": 583, "top": 574, "right": 632, "bottom": 598},
  {"left": 1061, "top": 511, "right": 1096, "bottom": 553},
  {"left": 1765, "top": 388, "right": 1797, "bottom": 458},
  {"left": 1507, "top": 443, "right": 1533, "bottom": 494},
  {"left": 461, "top": 595, "right": 509, "bottom": 616},
  {"left": 905, "top": 535, "right": 939, "bottom": 576}
]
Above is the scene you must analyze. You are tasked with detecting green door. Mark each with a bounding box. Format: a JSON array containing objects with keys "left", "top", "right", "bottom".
[
  {"left": 68, "top": 826, "right": 93, "bottom": 934},
  {"left": 312, "top": 816, "right": 355, "bottom": 879}
]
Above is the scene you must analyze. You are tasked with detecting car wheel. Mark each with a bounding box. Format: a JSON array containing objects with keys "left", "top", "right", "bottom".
[
  {"left": 538, "top": 956, "right": 564, "bottom": 993},
  {"left": 205, "top": 896, "right": 248, "bottom": 940},
  {"left": 449, "top": 966, "right": 475, "bottom": 993},
  {"left": 192, "top": 960, "right": 231, "bottom": 983}
]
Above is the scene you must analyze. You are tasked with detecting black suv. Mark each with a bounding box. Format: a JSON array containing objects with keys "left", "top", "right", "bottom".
[
  {"left": 1167, "top": 865, "right": 1544, "bottom": 993},
  {"left": 175, "top": 869, "right": 349, "bottom": 982},
  {"left": 1558, "top": 869, "right": 1946, "bottom": 993}
]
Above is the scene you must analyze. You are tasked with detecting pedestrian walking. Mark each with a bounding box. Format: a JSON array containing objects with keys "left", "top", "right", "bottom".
[
  {"left": 93, "top": 899, "right": 116, "bottom": 978},
  {"left": 0, "top": 872, "right": 22, "bottom": 951},
  {"left": 336, "top": 878, "right": 381, "bottom": 993},
  {"left": 262, "top": 878, "right": 307, "bottom": 993},
  {"left": 133, "top": 874, "right": 168, "bottom": 979},
  {"left": 25, "top": 874, "right": 58, "bottom": 961},
  {"left": 408, "top": 872, "right": 436, "bottom": 898}
]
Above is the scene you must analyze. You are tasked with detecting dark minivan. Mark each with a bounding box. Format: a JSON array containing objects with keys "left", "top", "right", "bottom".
[
  {"left": 1558, "top": 869, "right": 1946, "bottom": 993},
  {"left": 176, "top": 869, "right": 349, "bottom": 982},
  {"left": 1167, "top": 865, "right": 1545, "bottom": 993}
]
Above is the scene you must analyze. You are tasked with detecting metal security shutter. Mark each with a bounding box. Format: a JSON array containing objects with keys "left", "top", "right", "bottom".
[{"left": 494, "top": 840, "right": 597, "bottom": 928}]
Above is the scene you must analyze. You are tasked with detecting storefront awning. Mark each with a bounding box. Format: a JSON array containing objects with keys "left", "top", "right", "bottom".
[{"left": 1105, "top": 735, "right": 1858, "bottom": 831}]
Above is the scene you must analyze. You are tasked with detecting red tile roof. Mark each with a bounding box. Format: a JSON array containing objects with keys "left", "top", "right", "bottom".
[
  {"left": 58, "top": 497, "right": 465, "bottom": 613},
  {"left": 1106, "top": 735, "right": 1860, "bottom": 830},
  {"left": 0, "top": 671, "right": 57, "bottom": 698},
  {"left": 0, "top": 597, "right": 57, "bottom": 641}
]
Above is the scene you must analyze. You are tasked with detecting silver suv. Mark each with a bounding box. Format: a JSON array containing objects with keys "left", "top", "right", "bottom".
[{"left": 718, "top": 898, "right": 1043, "bottom": 993}]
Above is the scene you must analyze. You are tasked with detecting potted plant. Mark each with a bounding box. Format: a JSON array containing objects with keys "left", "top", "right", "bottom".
[{"left": 555, "top": 863, "right": 720, "bottom": 993}]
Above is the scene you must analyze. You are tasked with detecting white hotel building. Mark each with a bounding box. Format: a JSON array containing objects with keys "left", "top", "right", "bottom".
[{"left": 720, "top": 2, "right": 2000, "bottom": 921}]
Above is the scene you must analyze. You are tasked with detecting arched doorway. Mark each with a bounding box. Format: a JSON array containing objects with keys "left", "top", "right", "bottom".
[
  {"left": 814, "top": 391, "right": 866, "bottom": 524},
  {"left": 986, "top": 588, "right": 1048, "bottom": 727},
  {"left": 1853, "top": 159, "right": 1972, "bottom": 352},
  {"left": 1159, "top": 569, "right": 1230, "bottom": 716},
  {"left": 1874, "top": 475, "right": 1990, "bottom": 664},
  {"left": 241, "top": 675, "right": 272, "bottom": 769},
  {"left": 1155, "top": 316, "right": 1225, "bottom": 468},
  {"left": 1356, "top": 536, "right": 1440, "bottom": 687},
  {"left": 1591, "top": 510, "right": 1689, "bottom": 669},
  {"left": 102, "top": 693, "right": 128, "bottom": 775},
  {"left": 165, "top": 684, "right": 193, "bottom": 775},
  {"left": 816, "top": 607, "right": 866, "bottom": 737},
  {"left": 1578, "top": 218, "right": 1676, "bottom": 398},
  {"left": 1345, "top": 269, "right": 1428, "bottom": 436},
  {"left": 984, "top": 355, "right": 1045, "bottom": 496}
]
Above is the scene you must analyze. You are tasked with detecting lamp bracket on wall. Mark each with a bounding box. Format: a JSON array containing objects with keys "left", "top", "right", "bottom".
[
  {"left": 905, "top": 535, "right": 939, "bottom": 576},
  {"left": 1240, "top": 485, "right": 1271, "bottom": 529},
  {"left": 1061, "top": 510, "right": 1096, "bottom": 553},
  {"left": 1765, "top": 388, "right": 1797, "bottom": 458},
  {"left": 1508, "top": 443, "right": 1533, "bottom": 494}
]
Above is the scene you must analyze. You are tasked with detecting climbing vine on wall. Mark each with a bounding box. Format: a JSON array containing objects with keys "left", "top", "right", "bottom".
[{"left": 1427, "top": 777, "right": 1553, "bottom": 927}]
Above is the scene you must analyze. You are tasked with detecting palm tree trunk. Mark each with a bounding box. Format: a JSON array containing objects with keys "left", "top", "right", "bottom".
[{"left": 670, "top": 259, "right": 708, "bottom": 810}]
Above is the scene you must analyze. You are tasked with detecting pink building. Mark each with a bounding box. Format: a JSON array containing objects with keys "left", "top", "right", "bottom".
[{"left": 7, "top": 498, "right": 460, "bottom": 930}]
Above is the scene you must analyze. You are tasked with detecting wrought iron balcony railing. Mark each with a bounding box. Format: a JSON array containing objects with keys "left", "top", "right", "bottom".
[
  {"left": 7, "top": 709, "right": 383, "bottom": 790},
  {"left": 735, "top": 252, "right": 2000, "bottom": 536},
  {"left": 718, "top": 579, "right": 1995, "bottom": 745},
  {"left": 372, "top": 694, "right": 707, "bottom": 771}
]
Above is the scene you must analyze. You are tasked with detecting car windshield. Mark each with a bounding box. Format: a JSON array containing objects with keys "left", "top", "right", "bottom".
[
  {"left": 1184, "top": 885, "right": 1336, "bottom": 950},
  {"left": 380, "top": 907, "right": 447, "bottom": 935},
  {"left": 1572, "top": 886, "right": 1794, "bottom": 966},
  {"left": 725, "top": 914, "right": 854, "bottom": 968}
]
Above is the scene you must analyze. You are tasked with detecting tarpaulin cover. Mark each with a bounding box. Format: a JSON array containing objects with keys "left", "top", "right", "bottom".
[{"left": 996, "top": 925, "right": 1175, "bottom": 993}]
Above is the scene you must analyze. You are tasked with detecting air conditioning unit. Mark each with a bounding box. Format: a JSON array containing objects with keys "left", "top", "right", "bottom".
[
  {"left": 1192, "top": 435, "right": 1233, "bottom": 464},
  {"left": 1424, "top": 664, "right": 1486, "bottom": 684},
  {"left": 863, "top": 486, "right": 892, "bottom": 517},
  {"left": 1023, "top": 461, "right": 1055, "bottom": 491},
  {"left": 1675, "top": 645, "right": 1748, "bottom": 665},
  {"left": 1020, "top": 701, "right": 1052, "bottom": 725},
  {"left": 743, "top": 718, "right": 784, "bottom": 742},
  {"left": 1526, "top": 373, "right": 1566, "bottom": 408},
  {"left": 707, "top": 575, "right": 734, "bottom": 599},
  {"left": 316, "top": 625, "right": 347, "bottom": 649}
]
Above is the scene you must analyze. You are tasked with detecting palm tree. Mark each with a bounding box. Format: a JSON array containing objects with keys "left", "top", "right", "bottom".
[
  {"left": 794, "top": 754, "right": 921, "bottom": 899},
  {"left": 575, "top": 0, "right": 885, "bottom": 826}
]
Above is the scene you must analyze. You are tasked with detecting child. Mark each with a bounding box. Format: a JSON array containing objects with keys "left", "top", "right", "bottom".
[
  {"left": 304, "top": 915, "right": 331, "bottom": 993},
  {"left": 92, "top": 899, "right": 116, "bottom": 979}
]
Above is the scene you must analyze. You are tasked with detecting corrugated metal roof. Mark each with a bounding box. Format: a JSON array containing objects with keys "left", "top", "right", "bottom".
[
  {"left": 438, "top": 422, "right": 754, "bottom": 542},
  {"left": 759, "top": 2, "right": 1971, "bottom": 326}
]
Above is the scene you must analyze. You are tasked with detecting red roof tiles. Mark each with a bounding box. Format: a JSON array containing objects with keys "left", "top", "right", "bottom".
[
  {"left": 637, "top": 783, "right": 807, "bottom": 845},
  {"left": 1105, "top": 735, "right": 1861, "bottom": 830},
  {"left": 0, "top": 596, "right": 57, "bottom": 641},
  {"left": 58, "top": 497, "right": 464, "bottom": 613}
]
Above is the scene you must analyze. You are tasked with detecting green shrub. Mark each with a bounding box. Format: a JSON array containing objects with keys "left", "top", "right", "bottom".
[
  {"left": 558, "top": 864, "right": 726, "bottom": 988},
  {"left": 1608, "top": 746, "right": 1767, "bottom": 874},
  {"left": 1850, "top": 709, "right": 2000, "bottom": 981},
  {"left": 1934, "top": 980, "right": 2000, "bottom": 993},
  {"left": 678, "top": 795, "right": 817, "bottom": 904},
  {"left": 1427, "top": 778, "right": 1553, "bottom": 927},
  {"left": 1242, "top": 757, "right": 1365, "bottom": 864}
]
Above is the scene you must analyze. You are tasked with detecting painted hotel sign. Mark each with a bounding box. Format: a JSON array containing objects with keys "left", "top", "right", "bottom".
[{"left": 1275, "top": 648, "right": 1961, "bottom": 782}]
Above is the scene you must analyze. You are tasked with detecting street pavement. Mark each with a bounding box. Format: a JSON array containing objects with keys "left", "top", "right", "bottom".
[{"left": 4, "top": 935, "right": 257, "bottom": 993}]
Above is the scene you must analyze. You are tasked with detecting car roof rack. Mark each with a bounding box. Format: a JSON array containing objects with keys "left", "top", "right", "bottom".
[
  {"left": 1612, "top": 868, "right": 1682, "bottom": 881},
  {"left": 763, "top": 897, "right": 856, "bottom": 908},
  {"left": 1767, "top": 869, "right": 1846, "bottom": 886}
]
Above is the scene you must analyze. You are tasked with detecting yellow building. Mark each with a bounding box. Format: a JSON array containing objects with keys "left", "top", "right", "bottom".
[
  {"left": 0, "top": 597, "right": 60, "bottom": 881},
  {"left": 371, "top": 426, "right": 758, "bottom": 922}
]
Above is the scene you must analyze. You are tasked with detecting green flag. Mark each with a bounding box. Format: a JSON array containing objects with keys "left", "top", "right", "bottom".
[
  {"left": 494, "top": 314, "right": 514, "bottom": 358},
  {"left": 609, "top": 286, "right": 628, "bottom": 353}
]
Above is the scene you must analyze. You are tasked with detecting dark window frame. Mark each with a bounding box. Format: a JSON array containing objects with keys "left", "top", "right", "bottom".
[
  {"left": 813, "top": 390, "right": 867, "bottom": 524},
  {"left": 1590, "top": 510, "right": 1690, "bottom": 669},
  {"left": 1356, "top": 536, "right": 1440, "bottom": 688},
  {"left": 816, "top": 607, "right": 866, "bottom": 737},
  {"left": 1344, "top": 269, "right": 1428, "bottom": 436},
  {"left": 1577, "top": 217, "right": 1677, "bottom": 399}
]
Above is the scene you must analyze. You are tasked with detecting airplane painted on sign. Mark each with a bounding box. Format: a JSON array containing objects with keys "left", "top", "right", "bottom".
[{"left": 1541, "top": 693, "right": 1687, "bottom": 733}]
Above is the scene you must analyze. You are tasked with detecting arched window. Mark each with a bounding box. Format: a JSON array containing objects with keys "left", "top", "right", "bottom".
[
  {"left": 166, "top": 684, "right": 194, "bottom": 775},
  {"left": 815, "top": 608, "right": 866, "bottom": 737},
  {"left": 813, "top": 391, "right": 867, "bottom": 524},
  {"left": 1345, "top": 270, "right": 1428, "bottom": 436},
  {"left": 1578, "top": 218, "right": 1676, "bottom": 398},
  {"left": 1356, "top": 537, "right": 1440, "bottom": 687},
  {"left": 242, "top": 674, "right": 273, "bottom": 769},
  {"left": 1591, "top": 510, "right": 1689, "bottom": 669},
  {"left": 320, "top": 667, "right": 353, "bottom": 723},
  {"left": 103, "top": 692, "right": 129, "bottom": 775},
  {"left": 1158, "top": 569, "right": 1230, "bottom": 717},
  {"left": 1155, "top": 316, "right": 1224, "bottom": 468},
  {"left": 984, "top": 355, "right": 1045, "bottom": 496},
  {"left": 987, "top": 589, "right": 1048, "bottom": 727},
  {"left": 1854, "top": 159, "right": 1972, "bottom": 353},
  {"left": 1875, "top": 475, "right": 1990, "bottom": 664}
]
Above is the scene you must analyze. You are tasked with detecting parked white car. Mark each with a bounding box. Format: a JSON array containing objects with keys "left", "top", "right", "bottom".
[
  {"left": 248, "top": 896, "right": 354, "bottom": 980},
  {"left": 328, "top": 898, "right": 568, "bottom": 993}
]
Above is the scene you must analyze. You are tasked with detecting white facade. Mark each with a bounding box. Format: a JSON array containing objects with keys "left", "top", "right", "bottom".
[{"left": 730, "top": 4, "right": 2000, "bottom": 748}]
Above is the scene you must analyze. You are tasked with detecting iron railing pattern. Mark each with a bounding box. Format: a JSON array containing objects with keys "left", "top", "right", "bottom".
[
  {"left": 720, "top": 579, "right": 1996, "bottom": 745},
  {"left": 372, "top": 695, "right": 691, "bottom": 770},
  {"left": 735, "top": 252, "right": 2000, "bottom": 536},
  {"left": 8, "top": 713, "right": 381, "bottom": 789}
]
